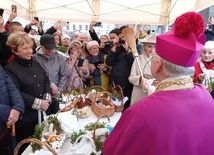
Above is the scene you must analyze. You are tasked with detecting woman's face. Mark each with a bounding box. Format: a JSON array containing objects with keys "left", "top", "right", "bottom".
[
  {"left": 88, "top": 45, "right": 99, "bottom": 57},
  {"left": 201, "top": 48, "right": 214, "bottom": 62},
  {"left": 15, "top": 42, "right": 33, "bottom": 60},
  {"left": 100, "top": 35, "right": 108, "bottom": 43},
  {"left": 62, "top": 38, "right": 70, "bottom": 46},
  {"left": 69, "top": 47, "right": 81, "bottom": 57},
  {"left": 144, "top": 43, "right": 156, "bottom": 58}
]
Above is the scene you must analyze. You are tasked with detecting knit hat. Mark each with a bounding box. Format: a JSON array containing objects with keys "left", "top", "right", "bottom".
[
  {"left": 40, "top": 34, "right": 57, "bottom": 50},
  {"left": 61, "top": 34, "right": 70, "bottom": 41},
  {"left": 156, "top": 12, "right": 206, "bottom": 67}
]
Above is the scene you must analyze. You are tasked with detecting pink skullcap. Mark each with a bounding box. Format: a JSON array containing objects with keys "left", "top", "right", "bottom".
[{"left": 156, "top": 12, "right": 206, "bottom": 67}]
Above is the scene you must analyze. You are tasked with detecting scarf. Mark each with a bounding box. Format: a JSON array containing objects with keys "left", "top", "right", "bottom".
[{"left": 88, "top": 52, "right": 104, "bottom": 86}]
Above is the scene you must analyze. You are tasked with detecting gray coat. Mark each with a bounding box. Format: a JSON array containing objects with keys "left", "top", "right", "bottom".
[{"left": 34, "top": 48, "right": 67, "bottom": 93}]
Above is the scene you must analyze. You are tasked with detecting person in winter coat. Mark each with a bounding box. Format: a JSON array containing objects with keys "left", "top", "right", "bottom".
[
  {"left": 34, "top": 34, "right": 67, "bottom": 114},
  {"left": 87, "top": 40, "right": 110, "bottom": 90},
  {"left": 193, "top": 41, "right": 214, "bottom": 91},
  {"left": 65, "top": 40, "right": 90, "bottom": 91},
  {"left": 105, "top": 27, "right": 134, "bottom": 111},
  {"left": 0, "top": 65, "right": 24, "bottom": 155},
  {"left": 4, "top": 32, "right": 51, "bottom": 154},
  {"left": 129, "top": 34, "right": 158, "bottom": 105}
]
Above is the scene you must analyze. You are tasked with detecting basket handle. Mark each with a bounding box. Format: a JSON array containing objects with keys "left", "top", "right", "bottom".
[
  {"left": 56, "top": 107, "right": 79, "bottom": 121},
  {"left": 14, "top": 138, "right": 57, "bottom": 155},
  {"left": 87, "top": 85, "right": 106, "bottom": 94},
  {"left": 61, "top": 92, "right": 73, "bottom": 108},
  {"left": 57, "top": 98, "right": 78, "bottom": 114},
  {"left": 71, "top": 76, "right": 84, "bottom": 94},
  {"left": 72, "top": 135, "right": 98, "bottom": 154},
  {"left": 95, "top": 91, "right": 112, "bottom": 102},
  {"left": 114, "top": 84, "right": 124, "bottom": 105},
  {"left": 92, "top": 114, "right": 110, "bottom": 141}
]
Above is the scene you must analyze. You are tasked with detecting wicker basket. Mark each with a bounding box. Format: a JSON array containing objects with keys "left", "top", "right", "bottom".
[
  {"left": 92, "top": 114, "right": 110, "bottom": 141},
  {"left": 91, "top": 91, "right": 114, "bottom": 118},
  {"left": 71, "top": 76, "right": 88, "bottom": 108},
  {"left": 86, "top": 85, "right": 107, "bottom": 104},
  {"left": 112, "top": 83, "right": 124, "bottom": 112},
  {"left": 14, "top": 138, "right": 57, "bottom": 155}
]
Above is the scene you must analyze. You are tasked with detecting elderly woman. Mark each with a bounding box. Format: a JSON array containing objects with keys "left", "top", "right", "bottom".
[
  {"left": 66, "top": 40, "right": 90, "bottom": 91},
  {"left": 87, "top": 40, "right": 110, "bottom": 90},
  {"left": 194, "top": 41, "right": 214, "bottom": 90},
  {"left": 128, "top": 34, "right": 158, "bottom": 105},
  {"left": 4, "top": 31, "right": 51, "bottom": 154}
]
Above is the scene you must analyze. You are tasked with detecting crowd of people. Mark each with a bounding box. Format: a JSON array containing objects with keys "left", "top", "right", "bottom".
[{"left": 0, "top": 7, "right": 214, "bottom": 155}]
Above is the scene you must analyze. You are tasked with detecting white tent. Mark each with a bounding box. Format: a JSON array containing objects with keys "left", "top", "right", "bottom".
[{"left": 1, "top": 0, "right": 214, "bottom": 26}]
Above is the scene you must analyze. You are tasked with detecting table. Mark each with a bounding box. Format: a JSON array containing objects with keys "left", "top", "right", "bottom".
[{"left": 22, "top": 106, "right": 122, "bottom": 155}]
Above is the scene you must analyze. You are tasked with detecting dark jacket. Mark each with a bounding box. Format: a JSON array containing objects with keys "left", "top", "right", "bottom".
[
  {"left": 0, "top": 65, "right": 24, "bottom": 131},
  {"left": 24, "top": 25, "right": 44, "bottom": 35},
  {"left": 89, "top": 28, "right": 101, "bottom": 44},
  {"left": 0, "top": 31, "right": 11, "bottom": 66},
  {"left": 4, "top": 56, "right": 51, "bottom": 126},
  {"left": 106, "top": 46, "right": 134, "bottom": 88},
  {"left": 106, "top": 46, "right": 134, "bottom": 110},
  {"left": 204, "top": 25, "right": 214, "bottom": 41}
]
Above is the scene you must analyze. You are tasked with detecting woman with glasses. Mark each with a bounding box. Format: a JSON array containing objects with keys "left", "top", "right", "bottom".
[
  {"left": 87, "top": 40, "right": 110, "bottom": 90},
  {"left": 128, "top": 34, "right": 158, "bottom": 105}
]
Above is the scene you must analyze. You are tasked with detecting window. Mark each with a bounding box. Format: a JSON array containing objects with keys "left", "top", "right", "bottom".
[
  {"left": 73, "top": 24, "right": 76, "bottom": 31},
  {"left": 85, "top": 25, "right": 88, "bottom": 31},
  {"left": 79, "top": 25, "right": 82, "bottom": 31}
]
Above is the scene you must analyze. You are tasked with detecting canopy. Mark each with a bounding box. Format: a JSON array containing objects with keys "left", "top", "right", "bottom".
[{"left": 1, "top": 0, "right": 214, "bottom": 26}]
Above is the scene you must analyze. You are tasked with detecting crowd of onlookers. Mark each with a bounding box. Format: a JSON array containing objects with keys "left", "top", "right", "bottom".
[{"left": 0, "top": 8, "right": 214, "bottom": 155}]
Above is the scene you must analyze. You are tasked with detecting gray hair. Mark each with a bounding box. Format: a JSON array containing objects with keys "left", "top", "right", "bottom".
[
  {"left": 161, "top": 58, "right": 195, "bottom": 77},
  {"left": 86, "top": 40, "right": 99, "bottom": 51}
]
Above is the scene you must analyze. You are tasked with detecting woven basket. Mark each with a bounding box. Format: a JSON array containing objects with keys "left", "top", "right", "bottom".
[
  {"left": 86, "top": 85, "right": 106, "bottom": 104},
  {"left": 56, "top": 103, "right": 79, "bottom": 120},
  {"left": 91, "top": 91, "right": 114, "bottom": 118},
  {"left": 92, "top": 114, "right": 110, "bottom": 141},
  {"left": 14, "top": 138, "right": 57, "bottom": 155},
  {"left": 71, "top": 76, "right": 88, "bottom": 108},
  {"left": 112, "top": 83, "right": 124, "bottom": 112}
]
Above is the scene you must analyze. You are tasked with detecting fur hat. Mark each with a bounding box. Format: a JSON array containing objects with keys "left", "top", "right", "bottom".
[{"left": 156, "top": 12, "right": 206, "bottom": 67}]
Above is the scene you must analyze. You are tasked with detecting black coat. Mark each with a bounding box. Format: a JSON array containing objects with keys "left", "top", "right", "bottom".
[
  {"left": 106, "top": 46, "right": 134, "bottom": 110},
  {"left": 0, "top": 31, "right": 11, "bottom": 66},
  {"left": 4, "top": 56, "right": 51, "bottom": 126},
  {"left": 106, "top": 46, "right": 134, "bottom": 88}
]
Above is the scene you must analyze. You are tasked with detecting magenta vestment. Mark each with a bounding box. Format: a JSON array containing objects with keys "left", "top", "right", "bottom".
[{"left": 103, "top": 84, "right": 214, "bottom": 155}]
